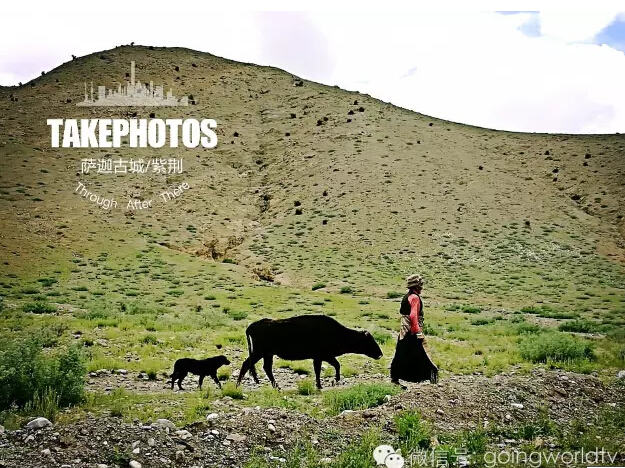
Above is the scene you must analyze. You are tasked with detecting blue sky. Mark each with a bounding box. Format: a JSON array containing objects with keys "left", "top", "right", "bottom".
[{"left": 1, "top": 7, "right": 624, "bottom": 134}]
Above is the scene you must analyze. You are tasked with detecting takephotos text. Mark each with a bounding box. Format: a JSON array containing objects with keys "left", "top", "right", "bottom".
[{"left": 47, "top": 118, "right": 218, "bottom": 148}]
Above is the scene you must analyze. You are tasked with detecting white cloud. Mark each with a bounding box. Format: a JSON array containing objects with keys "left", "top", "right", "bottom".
[
  {"left": 1, "top": 7, "right": 624, "bottom": 133},
  {"left": 538, "top": 11, "right": 620, "bottom": 43}
]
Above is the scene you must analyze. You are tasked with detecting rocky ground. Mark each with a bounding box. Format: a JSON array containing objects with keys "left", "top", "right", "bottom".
[{"left": 1, "top": 369, "right": 624, "bottom": 468}]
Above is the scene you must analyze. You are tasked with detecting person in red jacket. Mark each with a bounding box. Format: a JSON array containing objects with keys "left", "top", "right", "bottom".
[
  {"left": 391, "top": 274, "right": 438, "bottom": 388},
  {"left": 399, "top": 274, "right": 425, "bottom": 340}
]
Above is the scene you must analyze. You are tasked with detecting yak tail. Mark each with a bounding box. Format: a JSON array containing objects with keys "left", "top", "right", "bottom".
[{"left": 246, "top": 332, "right": 254, "bottom": 356}]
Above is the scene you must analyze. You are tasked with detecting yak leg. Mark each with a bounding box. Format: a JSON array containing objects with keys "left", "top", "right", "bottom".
[
  {"left": 169, "top": 373, "right": 177, "bottom": 390},
  {"left": 326, "top": 357, "right": 341, "bottom": 383},
  {"left": 249, "top": 362, "right": 260, "bottom": 384},
  {"left": 211, "top": 373, "right": 222, "bottom": 389},
  {"left": 313, "top": 359, "right": 323, "bottom": 389},
  {"left": 263, "top": 355, "right": 278, "bottom": 389},
  {"left": 198, "top": 375, "right": 205, "bottom": 390},
  {"left": 237, "top": 357, "right": 252, "bottom": 386},
  {"left": 177, "top": 372, "right": 188, "bottom": 390},
  {"left": 237, "top": 355, "right": 262, "bottom": 386}
]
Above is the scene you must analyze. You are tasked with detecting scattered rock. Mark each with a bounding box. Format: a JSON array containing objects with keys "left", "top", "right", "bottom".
[
  {"left": 176, "top": 450, "right": 185, "bottom": 462},
  {"left": 206, "top": 413, "right": 219, "bottom": 421},
  {"left": 617, "top": 370, "right": 625, "bottom": 379},
  {"left": 554, "top": 388, "right": 568, "bottom": 397},
  {"left": 226, "top": 433, "right": 246, "bottom": 443},
  {"left": 175, "top": 429, "right": 192, "bottom": 440},
  {"left": 129, "top": 461, "right": 142, "bottom": 468},
  {"left": 268, "top": 423, "right": 276, "bottom": 433},
  {"left": 26, "top": 417, "right": 52, "bottom": 430},
  {"left": 41, "top": 449, "right": 52, "bottom": 457},
  {"left": 511, "top": 403, "right": 524, "bottom": 409},
  {"left": 155, "top": 418, "right": 176, "bottom": 429}
]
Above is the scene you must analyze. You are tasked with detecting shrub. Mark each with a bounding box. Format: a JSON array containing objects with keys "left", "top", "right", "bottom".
[
  {"left": 333, "top": 430, "right": 381, "bottom": 467},
  {"left": 372, "top": 331, "right": 392, "bottom": 345},
  {"left": 519, "top": 333, "right": 595, "bottom": 364},
  {"left": 311, "top": 283, "right": 326, "bottom": 291},
  {"left": 340, "top": 286, "right": 353, "bottom": 294},
  {"left": 37, "top": 278, "right": 58, "bottom": 287},
  {"left": 516, "top": 323, "right": 543, "bottom": 335},
  {"left": 0, "top": 337, "right": 85, "bottom": 412},
  {"left": 461, "top": 305, "right": 481, "bottom": 314},
  {"left": 141, "top": 334, "right": 158, "bottom": 345},
  {"left": 221, "top": 382, "right": 244, "bottom": 400},
  {"left": 146, "top": 369, "right": 158, "bottom": 381},
  {"left": 323, "top": 383, "right": 399, "bottom": 415},
  {"left": 422, "top": 323, "right": 439, "bottom": 336},
  {"left": 228, "top": 310, "right": 248, "bottom": 321},
  {"left": 471, "top": 318, "right": 491, "bottom": 326},
  {"left": 23, "top": 387, "right": 60, "bottom": 421},
  {"left": 23, "top": 302, "right": 56, "bottom": 314},
  {"left": 395, "top": 410, "right": 431, "bottom": 453},
  {"left": 296, "top": 379, "right": 317, "bottom": 395},
  {"left": 558, "top": 320, "right": 596, "bottom": 333},
  {"left": 386, "top": 291, "right": 403, "bottom": 299}
]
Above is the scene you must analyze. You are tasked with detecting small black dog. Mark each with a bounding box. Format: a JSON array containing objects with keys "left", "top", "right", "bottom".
[{"left": 168, "top": 355, "right": 230, "bottom": 390}]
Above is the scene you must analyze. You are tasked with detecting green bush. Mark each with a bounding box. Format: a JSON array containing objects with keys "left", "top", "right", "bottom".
[
  {"left": 516, "top": 323, "right": 543, "bottom": 335},
  {"left": 296, "top": 379, "right": 317, "bottom": 396},
  {"left": 221, "top": 382, "right": 244, "bottom": 399},
  {"left": 519, "top": 333, "right": 595, "bottom": 364},
  {"left": 311, "top": 283, "right": 326, "bottom": 291},
  {"left": 141, "top": 334, "right": 158, "bottom": 345},
  {"left": 37, "top": 278, "right": 58, "bottom": 288},
  {"left": 395, "top": 410, "right": 431, "bottom": 453},
  {"left": 228, "top": 310, "right": 248, "bottom": 321},
  {"left": 340, "top": 286, "right": 353, "bottom": 294},
  {"left": 371, "top": 331, "right": 392, "bottom": 345},
  {"left": 558, "top": 320, "right": 596, "bottom": 333},
  {"left": 23, "top": 302, "right": 56, "bottom": 314},
  {"left": 386, "top": 291, "right": 403, "bottom": 299},
  {"left": 23, "top": 387, "right": 60, "bottom": 421},
  {"left": 0, "top": 337, "right": 86, "bottom": 412},
  {"left": 323, "top": 383, "right": 399, "bottom": 415},
  {"left": 446, "top": 304, "right": 481, "bottom": 314},
  {"left": 471, "top": 318, "right": 491, "bottom": 326}
]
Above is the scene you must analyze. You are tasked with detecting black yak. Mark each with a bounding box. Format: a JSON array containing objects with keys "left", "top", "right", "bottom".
[
  {"left": 168, "top": 355, "right": 230, "bottom": 390},
  {"left": 236, "top": 315, "right": 383, "bottom": 389}
]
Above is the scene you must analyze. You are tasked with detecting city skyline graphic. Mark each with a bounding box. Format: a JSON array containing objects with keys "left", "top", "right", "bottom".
[{"left": 77, "top": 61, "right": 188, "bottom": 107}]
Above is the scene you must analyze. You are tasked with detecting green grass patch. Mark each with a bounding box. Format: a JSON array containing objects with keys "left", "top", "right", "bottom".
[
  {"left": 323, "top": 383, "right": 399, "bottom": 415},
  {"left": 519, "top": 333, "right": 595, "bottom": 364}
]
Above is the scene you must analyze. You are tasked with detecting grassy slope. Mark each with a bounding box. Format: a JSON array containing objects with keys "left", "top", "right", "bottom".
[{"left": 0, "top": 45, "right": 624, "bottom": 425}]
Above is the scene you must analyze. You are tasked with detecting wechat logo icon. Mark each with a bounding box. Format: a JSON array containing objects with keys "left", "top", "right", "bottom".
[{"left": 373, "top": 445, "right": 404, "bottom": 468}]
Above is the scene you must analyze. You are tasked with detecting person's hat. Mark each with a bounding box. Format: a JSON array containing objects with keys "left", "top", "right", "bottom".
[{"left": 406, "top": 274, "right": 424, "bottom": 289}]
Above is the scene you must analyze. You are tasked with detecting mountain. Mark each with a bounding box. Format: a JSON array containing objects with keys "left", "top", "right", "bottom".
[{"left": 1, "top": 45, "right": 623, "bottom": 304}]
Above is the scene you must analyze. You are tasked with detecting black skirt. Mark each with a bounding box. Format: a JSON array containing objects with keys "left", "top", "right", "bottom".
[{"left": 390, "top": 334, "right": 438, "bottom": 384}]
